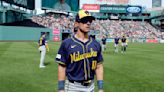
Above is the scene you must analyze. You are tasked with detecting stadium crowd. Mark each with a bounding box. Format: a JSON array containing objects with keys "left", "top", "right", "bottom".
[
  {"left": 31, "top": 14, "right": 164, "bottom": 40},
  {"left": 32, "top": 14, "right": 74, "bottom": 32},
  {"left": 97, "top": 20, "right": 162, "bottom": 39}
]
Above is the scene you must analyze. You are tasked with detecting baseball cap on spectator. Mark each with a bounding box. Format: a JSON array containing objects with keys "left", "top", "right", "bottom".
[{"left": 75, "top": 10, "right": 95, "bottom": 23}]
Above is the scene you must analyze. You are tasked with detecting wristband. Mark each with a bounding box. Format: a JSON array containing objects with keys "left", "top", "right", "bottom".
[
  {"left": 58, "top": 80, "right": 65, "bottom": 90},
  {"left": 97, "top": 80, "right": 104, "bottom": 90}
]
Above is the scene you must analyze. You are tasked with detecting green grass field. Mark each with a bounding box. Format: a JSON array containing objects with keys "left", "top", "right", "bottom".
[{"left": 0, "top": 42, "right": 164, "bottom": 92}]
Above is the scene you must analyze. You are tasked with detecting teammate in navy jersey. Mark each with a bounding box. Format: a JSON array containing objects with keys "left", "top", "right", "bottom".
[
  {"left": 114, "top": 36, "right": 120, "bottom": 53},
  {"left": 121, "top": 36, "right": 127, "bottom": 53},
  {"left": 38, "top": 33, "right": 49, "bottom": 68},
  {"left": 56, "top": 10, "right": 104, "bottom": 92},
  {"left": 101, "top": 35, "right": 107, "bottom": 52}
]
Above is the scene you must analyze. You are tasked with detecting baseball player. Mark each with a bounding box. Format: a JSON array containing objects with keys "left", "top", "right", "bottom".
[
  {"left": 101, "top": 35, "right": 107, "bottom": 52},
  {"left": 114, "top": 36, "right": 120, "bottom": 53},
  {"left": 121, "top": 36, "right": 127, "bottom": 53},
  {"left": 38, "top": 33, "right": 49, "bottom": 68},
  {"left": 56, "top": 10, "right": 104, "bottom": 92}
]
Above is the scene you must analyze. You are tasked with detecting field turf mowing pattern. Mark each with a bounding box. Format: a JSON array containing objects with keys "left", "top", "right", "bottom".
[{"left": 0, "top": 42, "right": 164, "bottom": 92}]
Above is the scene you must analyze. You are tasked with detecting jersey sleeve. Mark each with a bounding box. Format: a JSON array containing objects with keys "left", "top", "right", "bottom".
[
  {"left": 38, "top": 38, "right": 42, "bottom": 46},
  {"left": 97, "top": 43, "right": 103, "bottom": 64},
  {"left": 56, "top": 42, "right": 67, "bottom": 65}
]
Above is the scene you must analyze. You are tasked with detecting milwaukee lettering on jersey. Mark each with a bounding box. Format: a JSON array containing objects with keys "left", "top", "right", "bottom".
[{"left": 70, "top": 48, "right": 97, "bottom": 63}]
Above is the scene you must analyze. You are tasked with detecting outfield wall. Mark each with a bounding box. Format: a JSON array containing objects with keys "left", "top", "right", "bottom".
[{"left": 0, "top": 26, "right": 52, "bottom": 41}]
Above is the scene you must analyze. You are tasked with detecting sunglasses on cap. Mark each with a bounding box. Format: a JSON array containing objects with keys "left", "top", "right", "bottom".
[{"left": 79, "top": 18, "right": 93, "bottom": 24}]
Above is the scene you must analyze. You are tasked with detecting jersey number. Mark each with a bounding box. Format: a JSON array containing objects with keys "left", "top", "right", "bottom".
[{"left": 92, "top": 60, "right": 97, "bottom": 70}]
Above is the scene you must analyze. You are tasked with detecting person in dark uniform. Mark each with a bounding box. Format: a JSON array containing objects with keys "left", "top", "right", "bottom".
[
  {"left": 101, "top": 35, "right": 107, "bottom": 52},
  {"left": 38, "top": 33, "right": 49, "bottom": 68},
  {"left": 121, "top": 36, "right": 127, "bottom": 53},
  {"left": 114, "top": 36, "right": 120, "bottom": 53},
  {"left": 56, "top": 10, "right": 104, "bottom": 92}
]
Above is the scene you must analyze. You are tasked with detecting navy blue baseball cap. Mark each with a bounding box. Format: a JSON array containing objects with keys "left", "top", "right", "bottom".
[{"left": 75, "top": 10, "right": 95, "bottom": 22}]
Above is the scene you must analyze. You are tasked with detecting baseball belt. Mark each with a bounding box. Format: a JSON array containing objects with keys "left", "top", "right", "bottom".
[{"left": 69, "top": 80, "right": 92, "bottom": 86}]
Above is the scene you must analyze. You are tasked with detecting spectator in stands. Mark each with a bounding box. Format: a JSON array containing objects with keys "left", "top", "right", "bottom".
[{"left": 54, "top": 0, "right": 71, "bottom": 11}]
